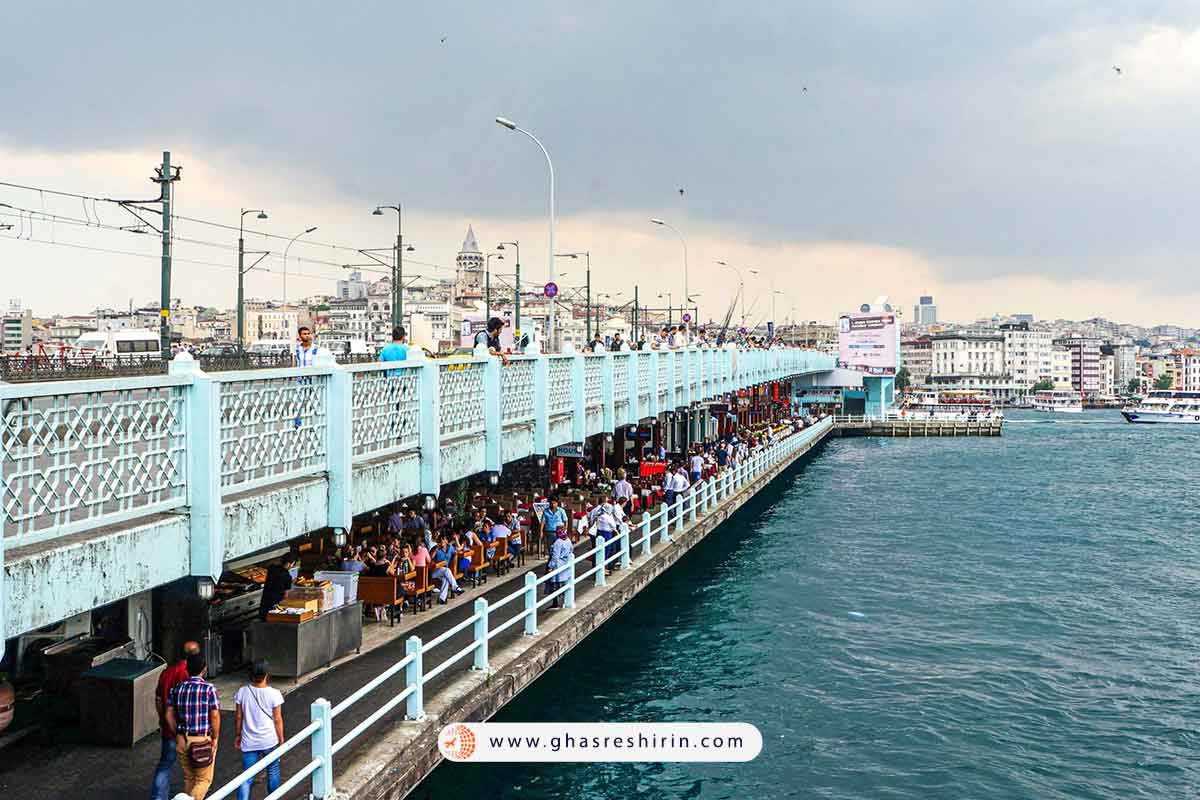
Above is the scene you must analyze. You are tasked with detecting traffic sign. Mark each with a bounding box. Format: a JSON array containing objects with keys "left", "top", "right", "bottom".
[
  {"left": 543, "top": 282, "right": 559, "bottom": 298},
  {"left": 682, "top": 313, "right": 692, "bottom": 323}
]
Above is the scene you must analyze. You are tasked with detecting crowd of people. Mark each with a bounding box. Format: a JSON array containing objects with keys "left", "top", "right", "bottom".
[{"left": 582, "top": 324, "right": 789, "bottom": 353}]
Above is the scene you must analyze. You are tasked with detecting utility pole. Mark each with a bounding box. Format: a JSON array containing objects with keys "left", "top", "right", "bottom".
[
  {"left": 237, "top": 208, "right": 269, "bottom": 350},
  {"left": 499, "top": 241, "right": 520, "bottom": 336},
  {"left": 152, "top": 152, "right": 181, "bottom": 358},
  {"left": 586, "top": 253, "right": 591, "bottom": 342},
  {"left": 633, "top": 285, "right": 639, "bottom": 343}
]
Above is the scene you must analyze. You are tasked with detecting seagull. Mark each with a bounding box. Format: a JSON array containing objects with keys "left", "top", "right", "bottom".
[
  {"left": 802, "top": 86, "right": 808, "bottom": 92},
  {"left": 441, "top": 36, "right": 447, "bottom": 44},
  {"left": 1113, "top": 65, "right": 1121, "bottom": 75},
  {"left": 678, "top": 188, "right": 685, "bottom": 196}
]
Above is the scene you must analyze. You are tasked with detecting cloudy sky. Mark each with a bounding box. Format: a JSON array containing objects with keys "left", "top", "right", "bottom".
[{"left": 2, "top": 1, "right": 1199, "bottom": 326}]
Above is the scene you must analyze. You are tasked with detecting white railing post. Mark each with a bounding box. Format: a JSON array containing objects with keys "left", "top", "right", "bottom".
[
  {"left": 659, "top": 506, "right": 671, "bottom": 544},
  {"left": 484, "top": 355, "right": 503, "bottom": 474},
  {"left": 170, "top": 356, "right": 223, "bottom": 585},
  {"left": 620, "top": 525, "right": 631, "bottom": 570},
  {"left": 405, "top": 636, "right": 424, "bottom": 720},
  {"left": 524, "top": 571, "right": 539, "bottom": 635},
  {"left": 310, "top": 698, "right": 334, "bottom": 798},
  {"left": 473, "top": 598, "right": 489, "bottom": 671},
  {"left": 414, "top": 352, "right": 442, "bottom": 498},
  {"left": 595, "top": 536, "right": 607, "bottom": 586},
  {"left": 640, "top": 514, "right": 652, "bottom": 556},
  {"left": 601, "top": 350, "right": 615, "bottom": 433},
  {"left": 565, "top": 550, "right": 576, "bottom": 608},
  {"left": 673, "top": 497, "right": 684, "bottom": 533},
  {"left": 324, "top": 357, "right": 353, "bottom": 533},
  {"left": 688, "top": 489, "right": 697, "bottom": 523},
  {"left": 533, "top": 354, "right": 550, "bottom": 458}
]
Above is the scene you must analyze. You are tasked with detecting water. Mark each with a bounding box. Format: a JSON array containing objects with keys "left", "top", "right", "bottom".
[{"left": 416, "top": 411, "right": 1200, "bottom": 799}]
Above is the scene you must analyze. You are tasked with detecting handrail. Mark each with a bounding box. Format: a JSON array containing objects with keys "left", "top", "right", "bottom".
[{"left": 200, "top": 421, "right": 826, "bottom": 800}]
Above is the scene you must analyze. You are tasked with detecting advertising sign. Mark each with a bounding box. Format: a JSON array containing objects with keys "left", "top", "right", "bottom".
[
  {"left": 554, "top": 443, "right": 584, "bottom": 458},
  {"left": 837, "top": 312, "right": 898, "bottom": 376},
  {"left": 460, "top": 315, "right": 515, "bottom": 350}
]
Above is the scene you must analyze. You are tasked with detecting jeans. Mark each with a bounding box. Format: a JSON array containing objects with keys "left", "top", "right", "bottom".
[
  {"left": 431, "top": 565, "right": 459, "bottom": 601},
  {"left": 238, "top": 749, "right": 282, "bottom": 800},
  {"left": 149, "top": 736, "right": 176, "bottom": 800}
]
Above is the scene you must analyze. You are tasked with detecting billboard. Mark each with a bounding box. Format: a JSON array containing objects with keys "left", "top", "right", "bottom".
[{"left": 837, "top": 312, "right": 899, "bottom": 376}]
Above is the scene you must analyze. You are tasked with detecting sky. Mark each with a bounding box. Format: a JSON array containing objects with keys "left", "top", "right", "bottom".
[{"left": 2, "top": 1, "right": 1200, "bottom": 327}]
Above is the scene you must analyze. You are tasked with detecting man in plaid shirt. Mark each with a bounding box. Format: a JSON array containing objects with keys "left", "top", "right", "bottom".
[{"left": 165, "top": 653, "right": 221, "bottom": 799}]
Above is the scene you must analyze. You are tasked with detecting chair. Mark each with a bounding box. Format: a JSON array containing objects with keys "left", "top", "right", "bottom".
[
  {"left": 468, "top": 542, "right": 490, "bottom": 587},
  {"left": 402, "top": 564, "right": 433, "bottom": 612},
  {"left": 356, "top": 576, "right": 403, "bottom": 626},
  {"left": 493, "top": 537, "right": 512, "bottom": 576}
]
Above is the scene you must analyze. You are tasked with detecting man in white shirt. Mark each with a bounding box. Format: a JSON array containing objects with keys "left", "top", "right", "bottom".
[
  {"left": 689, "top": 450, "right": 704, "bottom": 483},
  {"left": 613, "top": 469, "right": 634, "bottom": 514},
  {"left": 292, "top": 325, "right": 325, "bottom": 366}
]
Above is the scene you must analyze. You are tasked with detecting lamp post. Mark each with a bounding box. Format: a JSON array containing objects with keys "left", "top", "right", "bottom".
[
  {"left": 497, "top": 240, "right": 520, "bottom": 335},
  {"left": 658, "top": 292, "right": 673, "bottom": 326},
  {"left": 485, "top": 252, "right": 504, "bottom": 320},
  {"left": 597, "top": 292, "right": 622, "bottom": 341},
  {"left": 238, "top": 208, "right": 268, "bottom": 350},
  {"left": 649, "top": 218, "right": 688, "bottom": 328},
  {"left": 372, "top": 205, "right": 413, "bottom": 328},
  {"left": 687, "top": 294, "right": 701, "bottom": 326},
  {"left": 771, "top": 290, "right": 784, "bottom": 336},
  {"left": 716, "top": 260, "right": 747, "bottom": 326},
  {"left": 282, "top": 226, "right": 318, "bottom": 307},
  {"left": 495, "top": 117, "right": 556, "bottom": 351},
  {"left": 556, "top": 251, "right": 590, "bottom": 339}
]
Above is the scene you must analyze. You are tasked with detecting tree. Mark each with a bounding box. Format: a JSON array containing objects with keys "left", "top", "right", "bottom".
[
  {"left": 895, "top": 367, "right": 911, "bottom": 390},
  {"left": 1126, "top": 378, "right": 1141, "bottom": 395},
  {"left": 1031, "top": 378, "right": 1055, "bottom": 391},
  {"left": 1154, "top": 373, "right": 1174, "bottom": 390}
]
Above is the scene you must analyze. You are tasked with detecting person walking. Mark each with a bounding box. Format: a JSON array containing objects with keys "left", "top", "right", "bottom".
[
  {"left": 541, "top": 497, "right": 568, "bottom": 553},
  {"left": 292, "top": 326, "right": 324, "bottom": 366},
  {"left": 165, "top": 653, "right": 221, "bottom": 800},
  {"left": 233, "top": 659, "right": 285, "bottom": 800},
  {"left": 150, "top": 640, "right": 200, "bottom": 800},
  {"left": 546, "top": 528, "right": 573, "bottom": 609}
]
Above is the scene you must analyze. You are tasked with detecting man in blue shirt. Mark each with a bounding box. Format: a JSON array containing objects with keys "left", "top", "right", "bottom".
[
  {"left": 379, "top": 326, "right": 408, "bottom": 370},
  {"left": 541, "top": 497, "right": 567, "bottom": 552}
]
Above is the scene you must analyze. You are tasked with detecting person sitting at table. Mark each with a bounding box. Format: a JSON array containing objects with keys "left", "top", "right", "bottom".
[
  {"left": 428, "top": 535, "right": 464, "bottom": 604},
  {"left": 452, "top": 532, "right": 474, "bottom": 576},
  {"left": 478, "top": 520, "right": 498, "bottom": 561},
  {"left": 503, "top": 509, "right": 524, "bottom": 562},
  {"left": 340, "top": 546, "right": 367, "bottom": 574}
]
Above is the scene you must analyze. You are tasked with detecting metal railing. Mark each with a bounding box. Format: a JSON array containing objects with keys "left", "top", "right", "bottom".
[
  {"left": 1, "top": 346, "right": 833, "bottom": 548},
  {"left": 202, "top": 417, "right": 829, "bottom": 800}
]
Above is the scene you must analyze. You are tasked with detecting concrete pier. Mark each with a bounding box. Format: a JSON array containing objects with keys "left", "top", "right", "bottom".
[{"left": 833, "top": 416, "right": 1003, "bottom": 437}]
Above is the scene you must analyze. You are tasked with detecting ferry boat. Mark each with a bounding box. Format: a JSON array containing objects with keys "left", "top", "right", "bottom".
[
  {"left": 898, "top": 389, "right": 1002, "bottom": 421},
  {"left": 1121, "top": 391, "right": 1200, "bottom": 424},
  {"left": 1031, "top": 389, "right": 1083, "bottom": 414}
]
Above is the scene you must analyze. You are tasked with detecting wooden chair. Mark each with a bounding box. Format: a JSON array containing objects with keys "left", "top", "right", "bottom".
[
  {"left": 467, "top": 542, "right": 490, "bottom": 587},
  {"left": 492, "top": 537, "right": 512, "bottom": 576},
  {"left": 357, "top": 576, "right": 403, "bottom": 626},
  {"left": 402, "top": 565, "right": 432, "bottom": 612}
]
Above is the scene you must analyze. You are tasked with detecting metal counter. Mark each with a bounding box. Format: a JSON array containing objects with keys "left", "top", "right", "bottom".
[{"left": 247, "top": 602, "right": 363, "bottom": 677}]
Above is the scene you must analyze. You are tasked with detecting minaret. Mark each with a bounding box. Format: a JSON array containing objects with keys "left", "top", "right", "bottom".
[{"left": 455, "top": 225, "right": 484, "bottom": 303}]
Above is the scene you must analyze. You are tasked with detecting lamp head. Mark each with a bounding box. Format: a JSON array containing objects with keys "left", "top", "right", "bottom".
[
  {"left": 372, "top": 207, "right": 384, "bottom": 216},
  {"left": 650, "top": 218, "right": 665, "bottom": 226},
  {"left": 496, "top": 243, "right": 505, "bottom": 250},
  {"left": 495, "top": 116, "right": 517, "bottom": 130},
  {"left": 256, "top": 211, "right": 268, "bottom": 220},
  {"left": 305, "top": 226, "right": 318, "bottom": 233}
]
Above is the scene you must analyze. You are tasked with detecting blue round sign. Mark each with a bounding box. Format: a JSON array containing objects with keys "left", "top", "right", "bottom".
[
  {"left": 682, "top": 313, "right": 692, "bottom": 323},
  {"left": 543, "top": 282, "right": 559, "bottom": 298}
]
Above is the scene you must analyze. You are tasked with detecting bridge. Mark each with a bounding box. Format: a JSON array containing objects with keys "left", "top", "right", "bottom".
[{"left": 1, "top": 345, "right": 834, "bottom": 657}]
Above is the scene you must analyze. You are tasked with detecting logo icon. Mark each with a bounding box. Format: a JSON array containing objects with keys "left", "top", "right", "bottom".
[{"left": 439, "top": 723, "right": 477, "bottom": 761}]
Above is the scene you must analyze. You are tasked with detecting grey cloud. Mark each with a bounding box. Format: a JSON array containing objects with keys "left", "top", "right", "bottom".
[{"left": 4, "top": 1, "right": 1200, "bottom": 290}]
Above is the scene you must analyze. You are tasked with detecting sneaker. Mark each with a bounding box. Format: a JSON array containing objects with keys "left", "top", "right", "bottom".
[
  {"left": 452, "top": 588, "right": 465, "bottom": 596},
  {"left": 438, "top": 598, "right": 447, "bottom": 605}
]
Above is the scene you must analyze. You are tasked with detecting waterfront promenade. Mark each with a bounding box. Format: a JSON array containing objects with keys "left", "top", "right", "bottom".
[{"left": 0, "top": 417, "right": 831, "bottom": 800}]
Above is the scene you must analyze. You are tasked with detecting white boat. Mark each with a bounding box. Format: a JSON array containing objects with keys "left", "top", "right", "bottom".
[
  {"left": 1031, "top": 390, "right": 1083, "bottom": 413},
  {"left": 1121, "top": 391, "right": 1200, "bottom": 424},
  {"left": 71, "top": 329, "right": 162, "bottom": 361},
  {"left": 898, "top": 389, "right": 1003, "bottom": 421}
]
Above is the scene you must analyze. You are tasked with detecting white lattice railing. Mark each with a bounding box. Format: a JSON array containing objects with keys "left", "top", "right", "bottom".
[
  {"left": 216, "top": 369, "right": 330, "bottom": 494},
  {"left": 612, "top": 354, "right": 631, "bottom": 404},
  {"left": 583, "top": 355, "right": 604, "bottom": 407},
  {"left": 500, "top": 358, "right": 537, "bottom": 423},
  {"left": 657, "top": 357, "right": 669, "bottom": 398},
  {"left": 546, "top": 356, "right": 574, "bottom": 414},
  {"left": 347, "top": 362, "right": 422, "bottom": 461},
  {"left": 1, "top": 376, "right": 189, "bottom": 546},
  {"left": 438, "top": 361, "right": 488, "bottom": 438},
  {"left": 637, "top": 352, "right": 652, "bottom": 398}
]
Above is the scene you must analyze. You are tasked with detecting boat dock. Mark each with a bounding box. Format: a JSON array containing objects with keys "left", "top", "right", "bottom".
[{"left": 833, "top": 415, "right": 1004, "bottom": 437}]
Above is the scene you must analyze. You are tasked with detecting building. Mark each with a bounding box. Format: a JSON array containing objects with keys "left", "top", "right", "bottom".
[
  {"left": 1179, "top": 350, "right": 1200, "bottom": 392},
  {"left": 327, "top": 298, "right": 370, "bottom": 340},
  {"left": 900, "top": 336, "right": 932, "bottom": 384},
  {"left": 929, "top": 331, "right": 1018, "bottom": 399},
  {"left": 244, "top": 309, "right": 299, "bottom": 341},
  {"left": 1099, "top": 353, "right": 1116, "bottom": 397},
  {"left": 1102, "top": 342, "right": 1138, "bottom": 394},
  {"left": 1052, "top": 336, "right": 1102, "bottom": 397},
  {"left": 454, "top": 226, "right": 485, "bottom": 304},
  {"left": 1051, "top": 347, "right": 1073, "bottom": 389},
  {"left": 1000, "top": 321, "right": 1054, "bottom": 391},
  {"left": 911, "top": 295, "right": 938, "bottom": 326},
  {"left": 2, "top": 304, "right": 33, "bottom": 353},
  {"left": 336, "top": 270, "right": 370, "bottom": 301}
]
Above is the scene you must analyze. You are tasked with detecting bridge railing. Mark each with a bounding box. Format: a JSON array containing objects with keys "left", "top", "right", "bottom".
[
  {"left": 200, "top": 416, "right": 829, "bottom": 800},
  {"left": 0, "top": 346, "right": 831, "bottom": 549}
]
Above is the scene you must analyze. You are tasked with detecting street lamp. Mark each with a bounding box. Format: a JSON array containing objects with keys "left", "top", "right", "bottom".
[
  {"left": 495, "top": 116, "right": 556, "bottom": 351},
  {"left": 649, "top": 218, "right": 688, "bottom": 328},
  {"left": 485, "top": 252, "right": 504, "bottom": 321},
  {"left": 282, "top": 226, "right": 318, "bottom": 307},
  {"left": 716, "top": 260, "right": 748, "bottom": 326},
  {"left": 597, "top": 291, "right": 622, "bottom": 340},
  {"left": 238, "top": 208, "right": 268, "bottom": 350},
  {"left": 372, "top": 205, "right": 414, "bottom": 328},
  {"left": 497, "top": 240, "right": 521, "bottom": 335},
  {"left": 771, "top": 290, "right": 784, "bottom": 335},
  {"left": 658, "top": 292, "right": 673, "bottom": 325},
  {"left": 556, "top": 251, "right": 590, "bottom": 339}
]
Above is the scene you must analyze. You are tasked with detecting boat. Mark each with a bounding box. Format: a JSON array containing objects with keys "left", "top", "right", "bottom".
[
  {"left": 897, "top": 389, "right": 1003, "bottom": 421},
  {"left": 1121, "top": 391, "right": 1200, "bottom": 424},
  {"left": 1031, "top": 389, "right": 1083, "bottom": 413}
]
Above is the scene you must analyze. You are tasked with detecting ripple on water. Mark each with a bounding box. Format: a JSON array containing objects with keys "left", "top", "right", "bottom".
[{"left": 415, "top": 412, "right": 1200, "bottom": 799}]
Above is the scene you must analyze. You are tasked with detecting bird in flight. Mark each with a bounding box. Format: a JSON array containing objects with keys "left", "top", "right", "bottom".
[
  {"left": 1112, "top": 65, "right": 1122, "bottom": 75},
  {"left": 678, "top": 188, "right": 685, "bottom": 196},
  {"left": 802, "top": 86, "right": 808, "bottom": 92},
  {"left": 441, "top": 36, "right": 447, "bottom": 44}
]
